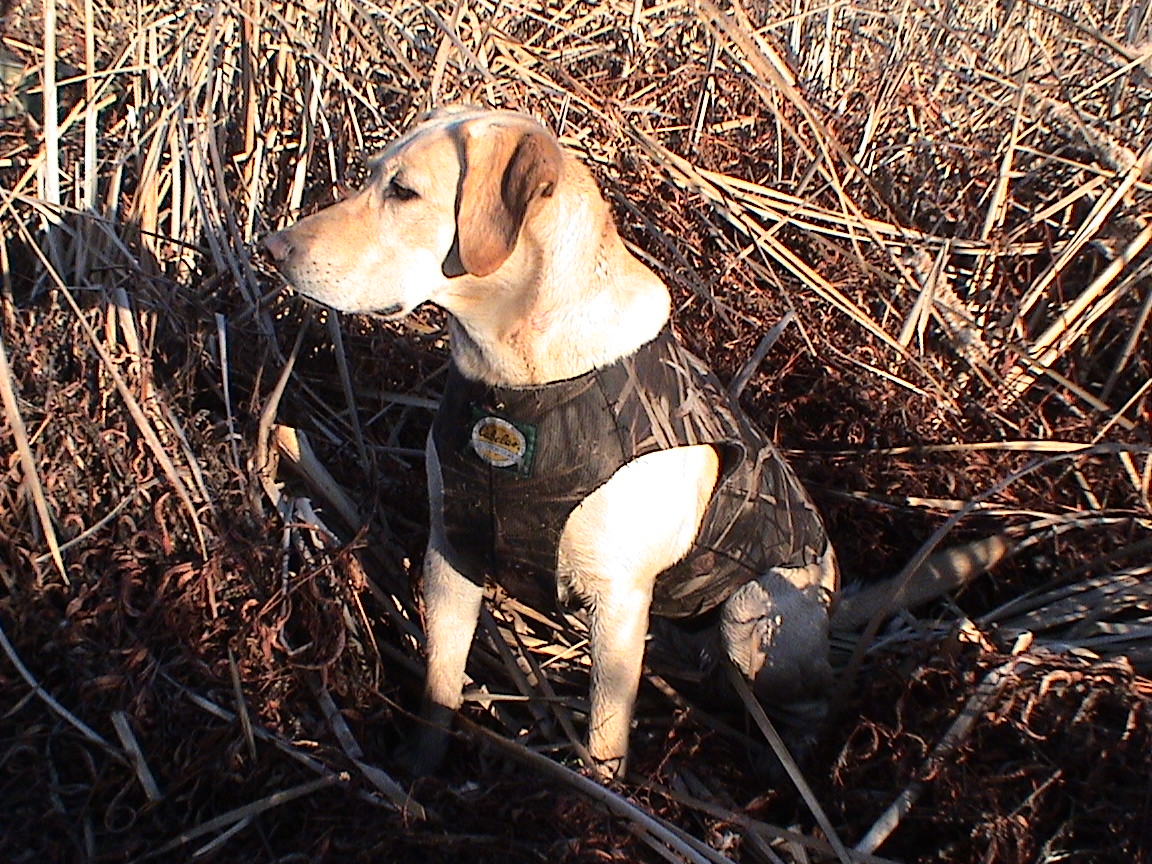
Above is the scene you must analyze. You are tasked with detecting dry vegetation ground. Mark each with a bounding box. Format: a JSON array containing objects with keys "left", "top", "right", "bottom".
[{"left": 1, "top": 0, "right": 1151, "bottom": 861}]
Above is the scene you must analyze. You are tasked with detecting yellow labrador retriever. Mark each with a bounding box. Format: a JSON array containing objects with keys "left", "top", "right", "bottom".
[{"left": 265, "top": 107, "right": 845, "bottom": 779}]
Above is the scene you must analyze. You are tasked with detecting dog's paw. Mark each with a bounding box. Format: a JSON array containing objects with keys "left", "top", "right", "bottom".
[
  {"left": 583, "top": 754, "right": 626, "bottom": 784},
  {"left": 749, "top": 724, "right": 821, "bottom": 785},
  {"left": 397, "top": 713, "right": 456, "bottom": 778}
]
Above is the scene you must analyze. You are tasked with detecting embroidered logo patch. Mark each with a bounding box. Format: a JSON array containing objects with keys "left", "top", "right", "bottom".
[{"left": 470, "top": 414, "right": 537, "bottom": 475}]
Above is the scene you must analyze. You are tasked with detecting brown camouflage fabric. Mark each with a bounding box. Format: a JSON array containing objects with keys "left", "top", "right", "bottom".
[{"left": 433, "top": 325, "right": 834, "bottom": 618}]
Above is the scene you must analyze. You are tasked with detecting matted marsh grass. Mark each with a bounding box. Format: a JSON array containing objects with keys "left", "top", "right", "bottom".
[{"left": 1, "top": 0, "right": 1150, "bottom": 861}]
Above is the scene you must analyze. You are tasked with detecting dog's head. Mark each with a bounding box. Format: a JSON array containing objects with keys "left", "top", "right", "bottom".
[{"left": 264, "top": 107, "right": 563, "bottom": 316}]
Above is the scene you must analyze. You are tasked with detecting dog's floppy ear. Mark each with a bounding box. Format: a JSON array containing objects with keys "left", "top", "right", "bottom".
[{"left": 455, "top": 119, "right": 562, "bottom": 277}]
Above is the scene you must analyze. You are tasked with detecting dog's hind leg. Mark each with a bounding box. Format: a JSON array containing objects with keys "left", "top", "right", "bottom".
[{"left": 720, "top": 561, "right": 835, "bottom": 732}]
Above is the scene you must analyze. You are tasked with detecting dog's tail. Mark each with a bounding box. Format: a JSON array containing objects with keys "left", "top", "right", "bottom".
[{"left": 830, "top": 534, "right": 1014, "bottom": 632}]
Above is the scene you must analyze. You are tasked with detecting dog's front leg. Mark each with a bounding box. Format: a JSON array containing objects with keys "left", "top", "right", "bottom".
[
  {"left": 411, "top": 438, "right": 484, "bottom": 776},
  {"left": 586, "top": 584, "right": 653, "bottom": 780},
  {"left": 412, "top": 540, "right": 484, "bottom": 774},
  {"left": 562, "top": 445, "right": 721, "bottom": 780}
]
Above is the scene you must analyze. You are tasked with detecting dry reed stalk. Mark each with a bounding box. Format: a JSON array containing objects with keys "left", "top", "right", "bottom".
[
  {"left": 854, "top": 657, "right": 1023, "bottom": 854},
  {"left": 0, "top": 609, "right": 123, "bottom": 758},
  {"left": 143, "top": 774, "right": 346, "bottom": 860},
  {"left": 462, "top": 715, "right": 737, "bottom": 864},
  {"left": 1004, "top": 217, "right": 1152, "bottom": 403},
  {"left": 53, "top": 277, "right": 211, "bottom": 556},
  {"left": 0, "top": 327, "right": 65, "bottom": 581},
  {"left": 727, "top": 667, "right": 853, "bottom": 864},
  {"left": 110, "top": 710, "right": 164, "bottom": 802}
]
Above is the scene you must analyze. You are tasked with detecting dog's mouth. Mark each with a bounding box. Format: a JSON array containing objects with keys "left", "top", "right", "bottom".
[
  {"left": 285, "top": 288, "right": 407, "bottom": 322},
  {"left": 366, "top": 302, "right": 406, "bottom": 321}
]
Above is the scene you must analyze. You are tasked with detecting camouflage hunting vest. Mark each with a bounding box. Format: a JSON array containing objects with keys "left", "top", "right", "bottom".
[{"left": 432, "top": 325, "right": 832, "bottom": 618}]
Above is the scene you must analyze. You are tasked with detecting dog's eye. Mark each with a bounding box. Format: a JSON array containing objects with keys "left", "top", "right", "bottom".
[{"left": 385, "top": 176, "right": 418, "bottom": 202}]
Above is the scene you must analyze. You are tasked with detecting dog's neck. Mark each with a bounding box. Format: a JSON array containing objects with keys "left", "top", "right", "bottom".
[{"left": 436, "top": 160, "right": 671, "bottom": 388}]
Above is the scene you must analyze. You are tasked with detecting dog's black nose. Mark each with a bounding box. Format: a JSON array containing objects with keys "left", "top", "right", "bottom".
[{"left": 263, "top": 231, "right": 293, "bottom": 265}]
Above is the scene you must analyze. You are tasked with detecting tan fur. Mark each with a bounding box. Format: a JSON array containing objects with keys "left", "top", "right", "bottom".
[
  {"left": 267, "top": 107, "right": 717, "bottom": 777},
  {"left": 455, "top": 120, "right": 562, "bottom": 277}
]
